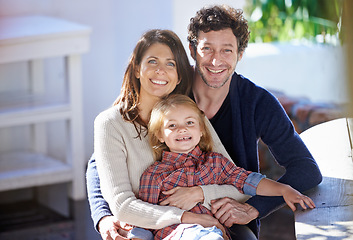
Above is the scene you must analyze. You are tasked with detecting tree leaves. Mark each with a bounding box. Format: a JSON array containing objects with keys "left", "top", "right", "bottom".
[{"left": 245, "top": 0, "right": 343, "bottom": 44}]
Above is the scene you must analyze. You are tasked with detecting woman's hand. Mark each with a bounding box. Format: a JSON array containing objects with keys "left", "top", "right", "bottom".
[
  {"left": 181, "top": 212, "right": 229, "bottom": 240},
  {"left": 281, "top": 185, "right": 316, "bottom": 211},
  {"left": 98, "top": 216, "right": 133, "bottom": 240},
  {"left": 160, "top": 186, "right": 204, "bottom": 210}
]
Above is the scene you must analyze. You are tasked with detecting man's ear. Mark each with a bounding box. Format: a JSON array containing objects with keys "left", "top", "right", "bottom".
[
  {"left": 238, "top": 52, "right": 244, "bottom": 62},
  {"left": 189, "top": 43, "right": 196, "bottom": 60}
]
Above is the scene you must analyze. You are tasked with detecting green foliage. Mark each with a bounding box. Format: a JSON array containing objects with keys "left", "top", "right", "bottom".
[{"left": 244, "top": 0, "right": 343, "bottom": 44}]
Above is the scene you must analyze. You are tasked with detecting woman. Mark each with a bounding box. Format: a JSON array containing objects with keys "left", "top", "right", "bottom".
[{"left": 91, "top": 29, "right": 248, "bottom": 240}]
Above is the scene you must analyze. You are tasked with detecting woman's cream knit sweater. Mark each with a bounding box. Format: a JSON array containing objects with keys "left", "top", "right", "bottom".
[{"left": 94, "top": 105, "right": 249, "bottom": 229}]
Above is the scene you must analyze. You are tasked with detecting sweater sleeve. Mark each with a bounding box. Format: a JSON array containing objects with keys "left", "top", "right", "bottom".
[
  {"left": 200, "top": 118, "right": 251, "bottom": 209},
  {"left": 86, "top": 154, "right": 112, "bottom": 232},
  {"left": 246, "top": 90, "right": 322, "bottom": 218},
  {"left": 94, "top": 108, "right": 185, "bottom": 229}
]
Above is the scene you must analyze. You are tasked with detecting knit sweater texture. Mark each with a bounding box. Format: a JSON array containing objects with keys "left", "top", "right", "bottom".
[{"left": 224, "top": 73, "right": 321, "bottom": 218}]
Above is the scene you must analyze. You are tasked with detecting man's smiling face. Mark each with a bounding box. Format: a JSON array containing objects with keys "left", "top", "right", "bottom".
[{"left": 193, "top": 28, "right": 242, "bottom": 89}]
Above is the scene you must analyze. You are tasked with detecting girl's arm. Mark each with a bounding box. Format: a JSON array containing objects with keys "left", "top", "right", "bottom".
[
  {"left": 206, "top": 114, "right": 315, "bottom": 213},
  {"left": 256, "top": 178, "right": 316, "bottom": 211}
]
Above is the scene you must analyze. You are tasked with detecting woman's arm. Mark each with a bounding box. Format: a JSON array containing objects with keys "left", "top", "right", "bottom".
[
  {"left": 86, "top": 154, "right": 142, "bottom": 240},
  {"left": 94, "top": 107, "right": 184, "bottom": 229},
  {"left": 88, "top": 109, "right": 247, "bottom": 232}
]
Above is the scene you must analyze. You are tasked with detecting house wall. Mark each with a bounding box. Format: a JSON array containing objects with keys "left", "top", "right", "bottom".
[
  {"left": 237, "top": 43, "right": 347, "bottom": 104},
  {"left": 0, "top": 0, "right": 347, "bottom": 163},
  {"left": 0, "top": 0, "right": 348, "bottom": 216},
  {"left": 0, "top": 0, "right": 174, "bottom": 161}
]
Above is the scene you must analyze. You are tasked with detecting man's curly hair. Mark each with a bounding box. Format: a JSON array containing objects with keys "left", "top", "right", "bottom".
[{"left": 187, "top": 5, "right": 250, "bottom": 55}]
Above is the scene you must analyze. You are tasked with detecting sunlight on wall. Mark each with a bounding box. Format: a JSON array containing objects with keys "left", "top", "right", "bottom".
[{"left": 237, "top": 43, "right": 347, "bottom": 104}]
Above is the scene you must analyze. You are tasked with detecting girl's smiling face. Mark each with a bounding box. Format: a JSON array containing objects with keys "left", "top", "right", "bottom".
[{"left": 159, "top": 105, "right": 202, "bottom": 154}]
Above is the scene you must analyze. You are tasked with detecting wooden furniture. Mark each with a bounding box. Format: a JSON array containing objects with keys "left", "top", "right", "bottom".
[
  {"left": 0, "top": 15, "right": 91, "bottom": 200},
  {"left": 295, "top": 118, "right": 353, "bottom": 239}
]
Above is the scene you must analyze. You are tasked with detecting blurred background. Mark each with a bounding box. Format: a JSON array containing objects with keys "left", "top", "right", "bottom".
[{"left": 0, "top": 0, "right": 351, "bottom": 239}]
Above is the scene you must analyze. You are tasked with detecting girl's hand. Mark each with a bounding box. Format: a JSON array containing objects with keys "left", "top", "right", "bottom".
[
  {"left": 160, "top": 186, "right": 204, "bottom": 210},
  {"left": 282, "top": 186, "right": 316, "bottom": 211}
]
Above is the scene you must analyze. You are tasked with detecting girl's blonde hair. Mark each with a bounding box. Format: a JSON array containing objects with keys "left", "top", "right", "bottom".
[{"left": 148, "top": 94, "right": 213, "bottom": 161}]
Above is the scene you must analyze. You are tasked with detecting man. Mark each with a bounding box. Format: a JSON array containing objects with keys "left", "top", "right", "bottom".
[{"left": 87, "top": 5, "right": 322, "bottom": 239}]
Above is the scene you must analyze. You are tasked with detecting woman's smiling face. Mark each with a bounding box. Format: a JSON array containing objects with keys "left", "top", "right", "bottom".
[{"left": 136, "top": 43, "right": 180, "bottom": 101}]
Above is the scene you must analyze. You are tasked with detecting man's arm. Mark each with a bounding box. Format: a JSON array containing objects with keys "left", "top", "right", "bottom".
[
  {"left": 245, "top": 156, "right": 322, "bottom": 219},
  {"left": 248, "top": 91, "right": 322, "bottom": 218},
  {"left": 86, "top": 154, "right": 113, "bottom": 231}
]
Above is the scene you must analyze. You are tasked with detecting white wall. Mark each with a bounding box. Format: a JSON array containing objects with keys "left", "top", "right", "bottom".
[
  {"left": 0, "top": 0, "right": 347, "bottom": 162},
  {"left": 172, "top": 0, "right": 347, "bottom": 105},
  {"left": 0, "top": 0, "right": 174, "bottom": 160},
  {"left": 237, "top": 43, "right": 348, "bottom": 104}
]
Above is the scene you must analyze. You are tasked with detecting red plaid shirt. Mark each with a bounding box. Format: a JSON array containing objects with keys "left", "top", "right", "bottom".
[{"left": 138, "top": 146, "right": 253, "bottom": 239}]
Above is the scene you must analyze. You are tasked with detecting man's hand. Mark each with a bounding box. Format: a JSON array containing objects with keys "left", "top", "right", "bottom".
[
  {"left": 160, "top": 186, "right": 204, "bottom": 210},
  {"left": 98, "top": 216, "right": 132, "bottom": 240},
  {"left": 211, "top": 197, "right": 259, "bottom": 227}
]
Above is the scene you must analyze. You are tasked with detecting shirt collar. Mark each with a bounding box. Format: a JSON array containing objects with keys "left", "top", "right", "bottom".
[{"left": 161, "top": 146, "right": 203, "bottom": 164}]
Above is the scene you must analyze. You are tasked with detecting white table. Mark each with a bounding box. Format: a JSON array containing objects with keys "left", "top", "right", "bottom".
[
  {"left": 0, "top": 15, "right": 91, "bottom": 200},
  {"left": 295, "top": 118, "right": 353, "bottom": 239}
]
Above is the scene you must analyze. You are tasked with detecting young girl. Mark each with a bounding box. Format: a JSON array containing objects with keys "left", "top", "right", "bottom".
[{"left": 133, "top": 94, "right": 315, "bottom": 240}]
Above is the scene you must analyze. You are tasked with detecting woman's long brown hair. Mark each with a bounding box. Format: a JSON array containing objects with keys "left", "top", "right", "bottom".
[{"left": 113, "top": 29, "right": 193, "bottom": 138}]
